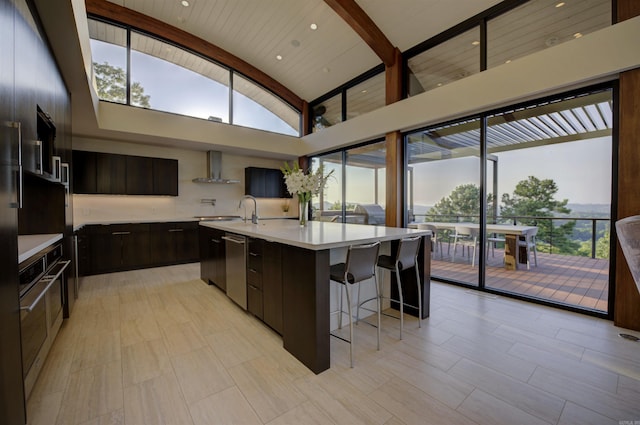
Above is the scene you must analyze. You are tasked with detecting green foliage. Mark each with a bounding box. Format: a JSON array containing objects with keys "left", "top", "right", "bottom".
[
  {"left": 428, "top": 184, "right": 480, "bottom": 222},
  {"left": 93, "top": 62, "right": 151, "bottom": 108},
  {"left": 429, "top": 176, "right": 596, "bottom": 256}
]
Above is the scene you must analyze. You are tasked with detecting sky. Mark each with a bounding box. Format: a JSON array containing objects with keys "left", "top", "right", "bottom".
[{"left": 91, "top": 39, "right": 298, "bottom": 136}]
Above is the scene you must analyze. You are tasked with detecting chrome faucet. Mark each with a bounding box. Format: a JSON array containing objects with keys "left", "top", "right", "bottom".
[{"left": 239, "top": 195, "right": 259, "bottom": 224}]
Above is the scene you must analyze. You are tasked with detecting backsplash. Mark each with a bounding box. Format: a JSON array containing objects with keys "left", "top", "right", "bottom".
[{"left": 72, "top": 137, "right": 296, "bottom": 225}]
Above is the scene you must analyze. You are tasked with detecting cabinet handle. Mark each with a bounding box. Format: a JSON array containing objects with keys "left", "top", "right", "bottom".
[
  {"left": 249, "top": 252, "right": 259, "bottom": 257},
  {"left": 248, "top": 268, "right": 258, "bottom": 274},
  {"left": 61, "top": 163, "right": 69, "bottom": 186},
  {"left": 112, "top": 231, "right": 131, "bottom": 235},
  {"left": 168, "top": 229, "right": 184, "bottom": 232},
  {"left": 7, "top": 121, "right": 23, "bottom": 209},
  {"left": 35, "top": 140, "right": 43, "bottom": 175},
  {"left": 211, "top": 238, "right": 221, "bottom": 243}
]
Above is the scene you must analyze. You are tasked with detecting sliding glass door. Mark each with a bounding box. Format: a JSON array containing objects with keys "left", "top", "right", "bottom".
[
  {"left": 406, "top": 86, "right": 613, "bottom": 314},
  {"left": 407, "top": 118, "right": 481, "bottom": 286}
]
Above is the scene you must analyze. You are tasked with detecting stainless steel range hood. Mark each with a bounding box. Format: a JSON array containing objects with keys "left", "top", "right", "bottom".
[{"left": 192, "top": 151, "right": 240, "bottom": 184}]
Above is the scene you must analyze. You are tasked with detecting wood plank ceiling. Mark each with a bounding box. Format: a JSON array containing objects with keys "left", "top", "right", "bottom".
[{"left": 95, "top": 0, "right": 504, "bottom": 103}]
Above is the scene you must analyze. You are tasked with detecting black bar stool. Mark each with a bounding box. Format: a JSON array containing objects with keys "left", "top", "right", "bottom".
[
  {"left": 375, "top": 236, "right": 422, "bottom": 340},
  {"left": 329, "top": 241, "right": 381, "bottom": 368}
]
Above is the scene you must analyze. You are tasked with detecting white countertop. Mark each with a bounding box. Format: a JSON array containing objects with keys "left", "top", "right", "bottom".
[
  {"left": 200, "top": 219, "right": 431, "bottom": 250},
  {"left": 18, "top": 234, "right": 63, "bottom": 264}
]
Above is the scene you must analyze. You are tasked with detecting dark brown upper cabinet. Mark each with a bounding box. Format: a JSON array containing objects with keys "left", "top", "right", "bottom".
[
  {"left": 245, "top": 167, "right": 289, "bottom": 198},
  {"left": 72, "top": 150, "right": 178, "bottom": 196}
]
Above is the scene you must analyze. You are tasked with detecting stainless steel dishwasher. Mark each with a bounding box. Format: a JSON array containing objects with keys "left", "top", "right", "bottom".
[{"left": 222, "top": 233, "right": 247, "bottom": 309}]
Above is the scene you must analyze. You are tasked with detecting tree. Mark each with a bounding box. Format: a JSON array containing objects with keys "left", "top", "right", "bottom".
[
  {"left": 93, "top": 62, "right": 151, "bottom": 108},
  {"left": 501, "top": 176, "right": 578, "bottom": 254},
  {"left": 428, "top": 183, "right": 480, "bottom": 222}
]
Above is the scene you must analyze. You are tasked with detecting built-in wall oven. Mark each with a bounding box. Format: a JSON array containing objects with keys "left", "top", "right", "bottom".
[{"left": 18, "top": 242, "right": 69, "bottom": 399}]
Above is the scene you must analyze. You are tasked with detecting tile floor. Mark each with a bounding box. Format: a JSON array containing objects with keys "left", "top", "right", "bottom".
[{"left": 26, "top": 263, "right": 640, "bottom": 424}]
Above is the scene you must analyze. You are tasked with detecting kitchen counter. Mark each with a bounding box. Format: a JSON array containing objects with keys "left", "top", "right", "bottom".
[
  {"left": 200, "top": 219, "right": 432, "bottom": 374},
  {"left": 199, "top": 219, "right": 431, "bottom": 250},
  {"left": 18, "top": 234, "right": 63, "bottom": 264}
]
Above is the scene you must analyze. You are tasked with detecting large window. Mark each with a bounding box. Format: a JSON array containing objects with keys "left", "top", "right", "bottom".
[
  {"left": 406, "top": 86, "right": 613, "bottom": 314},
  {"left": 407, "top": 27, "right": 481, "bottom": 96},
  {"left": 130, "top": 32, "right": 230, "bottom": 122},
  {"left": 487, "top": 0, "right": 611, "bottom": 69},
  {"left": 310, "top": 66, "right": 385, "bottom": 134},
  {"left": 88, "top": 18, "right": 301, "bottom": 136}
]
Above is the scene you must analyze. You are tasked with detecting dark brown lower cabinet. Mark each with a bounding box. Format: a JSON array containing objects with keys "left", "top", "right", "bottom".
[
  {"left": 263, "top": 241, "right": 283, "bottom": 334},
  {"left": 199, "top": 226, "right": 226, "bottom": 290},
  {"left": 78, "top": 221, "right": 198, "bottom": 276},
  {"left": 150, "top": 222, "right": 199, "bottom": 266},
  {"left": 247, "top": 238, "right": 264, "bottom": 320}
]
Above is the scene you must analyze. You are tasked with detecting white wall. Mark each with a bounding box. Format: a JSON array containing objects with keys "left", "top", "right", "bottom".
[{"left": 72, "top": 137, "right": 296, "bottom": 225}]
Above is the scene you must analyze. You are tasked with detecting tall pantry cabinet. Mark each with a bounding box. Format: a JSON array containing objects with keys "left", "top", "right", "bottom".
[{"left": 0, "top": 0, "right": 72, "bottom": 423}]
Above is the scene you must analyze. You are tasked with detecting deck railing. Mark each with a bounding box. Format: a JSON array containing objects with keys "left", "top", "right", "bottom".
[{"left": 413, "top": 214, "right": 610, "bottom": 259}]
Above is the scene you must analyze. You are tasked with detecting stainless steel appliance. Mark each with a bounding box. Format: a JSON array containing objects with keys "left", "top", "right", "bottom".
[
  {"left": 18, "top": 242, "right": 70, "bottom": 398},
  {"left": 223, "top": 233, "right": 247, "bottom": 309}
]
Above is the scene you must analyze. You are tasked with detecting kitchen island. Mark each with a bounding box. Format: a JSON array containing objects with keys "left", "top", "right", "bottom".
[{"left": 200, "top": 219, "right": 432, "bottom": 374}]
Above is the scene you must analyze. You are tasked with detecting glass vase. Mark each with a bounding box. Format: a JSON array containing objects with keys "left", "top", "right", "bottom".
[{"left": 298, "top": 195, "right": 308, "bottom": 227}]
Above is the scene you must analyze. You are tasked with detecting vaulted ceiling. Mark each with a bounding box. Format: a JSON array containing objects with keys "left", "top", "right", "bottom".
[{"left": 94, "top": 0, "right": 504, "bottom": 103}]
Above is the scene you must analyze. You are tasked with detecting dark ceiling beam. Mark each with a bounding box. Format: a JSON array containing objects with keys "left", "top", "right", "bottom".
[
  {"left": 323, "top": 0, "right": 396, "bottom": 67},
  {"left": 85, "top": 0, "right": 304, "bottom": 111}
]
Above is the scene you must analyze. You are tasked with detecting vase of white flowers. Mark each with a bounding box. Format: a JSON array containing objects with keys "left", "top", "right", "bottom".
[{"left": 281, "top": 162, "right": 334, "bottom": 226}]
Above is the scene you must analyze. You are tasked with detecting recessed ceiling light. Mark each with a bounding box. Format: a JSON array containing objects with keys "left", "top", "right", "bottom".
[
  {"left": 276, "top": 55, "right": 283, "bottom": 61},
  {"left": 181, "top": 0, "right": 189, "bottom": 7},
  {"left": 555, "top": 2, "right": 565, "bottom": 7},
  {"left": 291, "top": 39, "right": 300, "bottom": 48},
  {"left": 310, "top": 23, "right": 318, "bottom": 30},
  {"left": 505, "top": 59, "right": 512, "bottom": 64},
  {"left": 472, "top": 40, "right": 480, "bottom": 46},
  {"left": 437, "top": 83, "right": 443, "bottom": 87},
  {"left": 361, "top": 89, "right": 367, "bottom": 93},
  {"left": 574, "top": 32, "right": 583, "bottom": 38}
]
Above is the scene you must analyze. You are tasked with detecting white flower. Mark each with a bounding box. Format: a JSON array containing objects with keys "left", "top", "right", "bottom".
[{"left": 282, "top": 163, "right": 334, "bottom": 198}]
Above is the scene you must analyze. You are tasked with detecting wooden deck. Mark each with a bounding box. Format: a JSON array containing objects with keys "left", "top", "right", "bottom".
[{"left": 431, "top": 247, "right": 610, "bottom": 312}]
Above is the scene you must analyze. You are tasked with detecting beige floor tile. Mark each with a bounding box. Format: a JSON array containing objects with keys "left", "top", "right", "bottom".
[
  {"left": 78, "top": 409, "right": 124, "bottom": 425},
  {"left": 26, "top": 390, "right": 64, "bottom": 425},
  {"left": 377, "top": 349, "right": 474, "bottom": 409},
  {"left": 122, "top": 337, "right": 172, "bottom": 387},
  {"left": 507, "top": 341, "right": 620, "bottom": 393},
  {"left": 123, "top": 372, "right": 193, "bottom": 425},
  {"left": 448, "top": 358, "right": 565, "bottom": 424},
  {"left": 206, "top": 327, "right": 262, "bottom": 368},
  {"left": 557, "top": 402, "right": 618, "bottom": 425},
  {"left": 70, "top": 330, "right": 121, "bottom": 373},
  {"left": 528, "top": 366, "right": 640, "bottom": 421},
  {"left": 161, "top": 321, "right": 207, "bottom": 357},
  {"left": 370, "top": 377, "right": 478, "bottom": 425},
  {"left": 294, "top": 370, "right": 392, "bottom": 425},
  {"left": 441, "top": 335, "right": 537, "bottom": 382},
  {"left": 456, "top": 388, "right": 551, "bottom": 425},
  {"left": 189, "top": 386, "right": 262, "bottom": 425},
  {"left": 120, "top": 314, "right": 162, "bottom": 347},
  {"left": 56, "top": 361, "right": 123, "bottom": 425},
  {"left": 228, "top": 356, "right": 308, "bottom": 423},
  {"left": 266, "top": 400, "right": 337, "bottom": 425},
  {"left": 171, "top": 346, "right": 235, "bottom": 404}
]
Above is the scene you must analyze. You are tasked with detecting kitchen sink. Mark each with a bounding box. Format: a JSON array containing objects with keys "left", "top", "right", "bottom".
[{"left": 194, "top": 215, "right": 243, "bottom": 221}]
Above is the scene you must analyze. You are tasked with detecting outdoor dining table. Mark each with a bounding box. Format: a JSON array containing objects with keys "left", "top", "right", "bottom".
[{"left": 418, "top": 222, "right": 538, "bottom": 270}]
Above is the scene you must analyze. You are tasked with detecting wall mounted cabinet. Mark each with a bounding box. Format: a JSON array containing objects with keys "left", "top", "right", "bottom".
[
  {"left": 245, "top": 167, "right": 289, "bottom": 198},
  {"left": 72, "top": 151, "right": 178, "bottom": 196}
]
